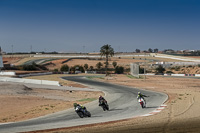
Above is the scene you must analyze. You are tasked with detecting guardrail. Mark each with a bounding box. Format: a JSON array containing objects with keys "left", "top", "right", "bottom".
[
  {"left": 0, "top": 77, "right": 60, "bottom": 86},
  {"left": 18, "top": 72, "right": 53, "bottom": 78}
]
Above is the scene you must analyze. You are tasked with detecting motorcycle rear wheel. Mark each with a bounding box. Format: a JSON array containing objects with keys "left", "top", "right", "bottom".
[{"left": 77, "top": 112, "right": 84, "bottom": 118}]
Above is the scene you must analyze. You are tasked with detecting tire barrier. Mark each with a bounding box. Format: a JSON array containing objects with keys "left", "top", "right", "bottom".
[{"left": 0, "top": 71, "right": 16, "bottom": 76}]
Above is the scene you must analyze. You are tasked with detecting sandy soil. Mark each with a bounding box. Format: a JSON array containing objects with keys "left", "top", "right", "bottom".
[
  {"left": 2, "top": 54, "right": 200, "bottom": 132},
  {"left": 24, "top": 74, "right": 200, "bottom": 133},
  {"left": 2, "top": 57, "right": 23, "bottom": 64},
  {"left": 0, "top": 80, "right": 104, "bottom": 123}
]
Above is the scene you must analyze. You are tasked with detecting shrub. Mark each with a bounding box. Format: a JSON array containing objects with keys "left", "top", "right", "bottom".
[
  {"left": 23, "top": 65, "right": 37, "bottom": 71},
  {"left": 174, "top": 66, "right": 180, "bottom": 71},
  {"left": 53, "top": 69, "right": 59, "bottom": 72},
  {"left": 155, "top": 65, "right": 165, "bottom": 74},
  {"left": 84, "top": 64, "right": 88, "bottom": 70},
  {"left": 170, "top": 67, "right": 175, "bottom": 70},
  {"left": 22, "top": 62, "right": 37, "bottom": 71},
  {"left": 115, "top": 66, "right": 124, "bottom": 74}
]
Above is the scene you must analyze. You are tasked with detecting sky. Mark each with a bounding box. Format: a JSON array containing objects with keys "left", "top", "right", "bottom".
[{"left": 0, "top": 0, "right": 200, "bottom": 53}]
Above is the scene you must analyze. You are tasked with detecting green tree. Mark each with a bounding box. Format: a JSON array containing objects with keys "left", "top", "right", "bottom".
[
  {"left": 100, "top": 44, "right": 114, "bottom": 76},
  {"left": 148, "top": 48, "right": 153, "bottom": 53},
  {"left": 112, "top": 61, "right": 117, "bottom": 68},
  {"left": 84, "top": 64, "right": 88, "bottom": 70},
  {"left": 154, "top": 48, "right": 159, "bottom": 53},
  {"left": 89, "top": 66, "right": 94, "bottom": 71},
  {"left": 135, "top": 49, "right": 140, "bottom": 53},
  {"left": 70, "top": 65, "right": 84, "bottom": 73},
  {"left": 74, "top": 65, "right": 84, "bottom": 72},
  {"left": 60, "top": 65, "right": 69, "bottom": 72},
  {"left": 96, "top": 62, "right": 103, "bottom": 70}
]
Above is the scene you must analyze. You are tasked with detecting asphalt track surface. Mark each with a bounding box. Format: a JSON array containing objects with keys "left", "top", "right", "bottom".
[{"left": 0, "top": 76, "right": 168, "bottom": 133}]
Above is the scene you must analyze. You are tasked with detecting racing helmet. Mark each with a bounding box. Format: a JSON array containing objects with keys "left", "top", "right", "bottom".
[{"left": 73, "top": 103, "right": 78, "bottom": 107}]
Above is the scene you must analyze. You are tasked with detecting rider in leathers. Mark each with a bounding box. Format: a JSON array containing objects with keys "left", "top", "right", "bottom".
[
  {"left": 74, "top": 103, "right": 86, "bottom": 112},
  {"left": 98, "top": 95, "right": 107, "bottom": 106},
  {"left": 137, "top": 92, "right": 147, "bottom": 103}
]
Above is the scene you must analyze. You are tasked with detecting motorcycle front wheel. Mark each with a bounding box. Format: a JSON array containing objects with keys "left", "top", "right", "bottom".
[{"left": 86, "top": 111, "right": 91, "bottom": 117}]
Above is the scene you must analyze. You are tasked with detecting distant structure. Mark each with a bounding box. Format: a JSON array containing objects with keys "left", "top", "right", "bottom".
[
  {"left": 130, "top": 63, "right": 139, "bottom": 78},
  {"left": 0, "top": 46, "right": 4, "bottom": 69}
]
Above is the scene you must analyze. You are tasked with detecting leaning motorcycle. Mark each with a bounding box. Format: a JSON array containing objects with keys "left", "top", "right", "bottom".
[
  {"left": 75, "top": 106, "right": 91, "bottom": 118},
  {"left": 99, "top": 100, "right": 109, "bottom": 111},
  {"left": 138, "top": 97, "right": 146, "bottom": 108}
]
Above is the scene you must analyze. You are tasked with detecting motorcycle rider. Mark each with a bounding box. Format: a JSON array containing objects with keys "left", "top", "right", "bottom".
[
  {"left": 137, "top": 92, "right": 147, "bottom": 103},
  {"left": 73, "top": 103, "right": 86, "bottom": 112},
  {"left": 98, "top": 95, "right": 107, "bottom": 106}
]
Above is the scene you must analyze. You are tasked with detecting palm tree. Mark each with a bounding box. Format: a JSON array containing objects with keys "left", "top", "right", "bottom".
[{"left": 100, "top": 44, "right": 114, "bottom": 76}]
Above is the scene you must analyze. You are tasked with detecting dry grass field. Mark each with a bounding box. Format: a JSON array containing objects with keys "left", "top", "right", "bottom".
[{"left": 1, "top": 55, "right": 200, "bottom": 133}]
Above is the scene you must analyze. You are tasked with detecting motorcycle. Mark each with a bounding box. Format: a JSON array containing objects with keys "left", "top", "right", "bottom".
[
  {"left": 75, "top": 106, "right": 91, "bottom": 118},
  {"left": 138, "top": 97, "right": 146, "bottom": 108},
  {"left": 99, "top": 100, "right": 109, "bottom": 111}
]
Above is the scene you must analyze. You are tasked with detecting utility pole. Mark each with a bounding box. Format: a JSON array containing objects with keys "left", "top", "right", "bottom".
[
  {"left": 144, "top": 52, "right": 146, "bottom": 81},
  {"left": 30, "top": 45, "right": 32, "bottom": 53},
  {"left": 83, "top": 46, "right": 85, "bottom": 53}
]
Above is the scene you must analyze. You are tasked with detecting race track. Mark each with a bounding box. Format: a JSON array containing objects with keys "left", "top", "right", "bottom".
[{"left": 0, "top": 76, "right": 168, "bottom": 133}]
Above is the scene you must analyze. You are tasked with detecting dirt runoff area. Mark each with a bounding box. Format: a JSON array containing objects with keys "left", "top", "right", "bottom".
[
  {"left": 0, "top": 81, "right": 103, "bottom": 123},
  {"left": 26, "top": 74, "right": 200, "bottom": 133}
]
